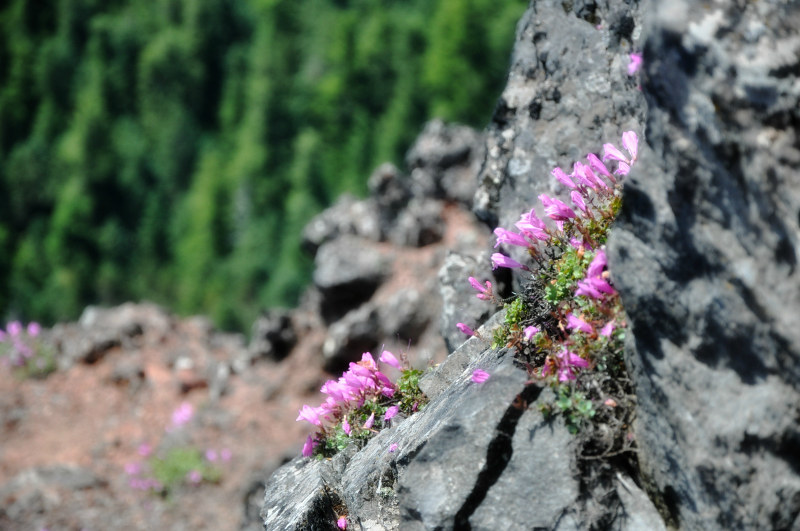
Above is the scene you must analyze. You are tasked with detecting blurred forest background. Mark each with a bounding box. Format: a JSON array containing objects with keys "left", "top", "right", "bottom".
[{"left": 0, "top": 0, "right": 527, "bottom": 332}]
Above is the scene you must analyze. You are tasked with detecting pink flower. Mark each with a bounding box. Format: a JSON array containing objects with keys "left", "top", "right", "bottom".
[
  {"left": 26, "top": 322, "right": 41, "bottom": 337},
  {"left": 186, "top": 470, "right": 202, "bottom": 484},
  {"left": 538, "top": 194, "right": 576, "bottom": 222},
  {"left": 587, "top": 250, "right": 607, "bottom": 276},
  {"left": 471, "top": 369, "right": 490, "bottom": 383},
  {"left": 363, "top": 413, "right": 375, "bottom": 429},
  {"left": 384, "top": 405, "right": 399, "bottom": 421},
  {"left": 302, "top": 436, "right": 315, "bottom": 457},
  {"left": 600, "top": 320, "right": 616, "bottom": 337},
  {"left": 456, "top": 322, "right": 476, "bottom": 337},
  {"left": 360, "top": 352, "right": 378, "bottom": 370},
  {"left": 321, "top": 380, "right": 348, "bottom": 402},
  {"left": 570, "top": 191, "right": 587, "bottom": 213},
  {"left": 125, "top": 462, "right": 143, "bottom": 476},
  {"left": 342, "top": 418, "right": 351, "bottom": 435},
  {"left": 622, "top": 131, "right": 638, "bottom": 163},
  {"left": 615, "top": 161, "right": 631, "bottom": 176},
  {"left": 468, "top": 277, "right": 492, "bottom": 300},
  {"left": 379, "top": 350, "right": 402, "bottom": 370},
  {"left": 494, "top": 227, "right": 530, "bottom": 248},
  {"left": 7, "top": 321, "right": 22, "bottom": 337},
  {"left": 627, "top": 53, "right": 643, "bottom": 75},
  {"left": 337, "top": 516, "right": 348, "bottom": 529},
  {"left": 171, "top": 402, "right": 194, "bottom": 428},
  {"left": 555, "top": 349, "right": 590, "bottom": 382},
  {"left": 566, "top": 313, "right": 594, "bottom": 335},
  {"left": 296, "top": 404, "right": 322, "bottom": 426},
  {"left": 221, "top": 448, "right": 232, "bottom": 462},
  {"left": 491, "top": 253, "right": 529, "bottom": 271},
  {"left": 205, "top": 449, "right": 218, "bottom": 462},
  {"left": 523, "top": 326, "right": 539, "bottom": 341},
  {"left": 388, "top": 443, "right": 399, "bottom": 453},
  {"left": 551, "top": 167, "right": 576, "bottom": 189},
  {"left": 586, "top": 153, "right": 614, "bottom": 181},
  {"left": 602, "top": 143, "right": 629, "bottom": 164},
  {"left": 515, "top": 209, "right": 549, "bottom": 241},
  {"left": 575, "top": 277, "right": 615, "bottom": 298},
  {"left": 137, "top": 444, "right": 152, "bottom": 457}
]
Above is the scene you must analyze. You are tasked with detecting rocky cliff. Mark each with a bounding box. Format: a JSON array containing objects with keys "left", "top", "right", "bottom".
[{"left": 262, "top": 0, "right": 800, "bottom": 530}]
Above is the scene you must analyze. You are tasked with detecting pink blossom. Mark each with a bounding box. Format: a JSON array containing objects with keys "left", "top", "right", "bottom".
[
  {"left": 622, "top": 131, "right": 638, "bottom": 163},
  {"left": 538, "top": 194, "right": 577, "bottom": 222},
  {"left": 125, "top": 462, "right": 143, "bottom": 476},
  {"left": 320, "top": 380, "right": 348, "bottom": 402},
  {"left": 302, "top": 436, "right": 315, "bottom": 457},
  {"left": 586, "top": 153, "right": 614, "bottom": 180},
  {"left": 602, "top": 143, "right": 629, "bottom": 164},
  {"left": 388, "top": 443, "right": 399, "bottom": 453},
  {"left": 566, "top": 313, "right": 594, "bottom": 335},
  {"left": 221, "top": 448, "right": 232, "bottom": 462},
  {"left": 471, "top": 369, "right": 490, "bottom": 383},
  {"left": 363, "top": 413, "right": 375, "bottom": 429},
  {"left": 337, "top": 516, "right": 348, "bottom": 529},
  {"left": 342, "top": 418, "right": 351, "bottom": 435},
  {"left": 379, "top": 350, "right": 403, "bottom": 370},
  {"left": 491, "top": 253, "right": 529, "bottom": 271},
  {"left": 384, "top": 405, "right": 399, "bottom": 421},
  {"left": 468, "top": 277, "right": 493, "bottom": 300},
  {"left": 26, "top": 322, "right": 41, "bottom": 337},
  {"left": 515, "top": 209, "right": 549, "bottom": 241},
  {"left": 7, "top": 321, "right": 22, "bottom": 337},
  {"left": 600, "top": 320, "right": 616, "bottom": 337},
  {"left": 456, "top": 322, "right": 476, "bottom": 337},
  {"left": 360, "top": 352, "right": 378, "bottom": 370},
  {"left": 186, "top": 470, "right": 202, "bottom": 484},
  {"left": 171, "top": 402, "right": 194, "bottom": 428},
  {"left": 556, "top": 349, "right": 590, "bottom": 382},
  {"left": 494, "top": 227, "right": 530, "bottom": 248},
  {"left": 587, "top": 250, "right": 607, "bottom": 277},
  {"left": 627, "top": 53, "right": 643, "bottom": 76},
  {"left": 551, "top": 167, "right": 577, "bottom": 189},
  {"left": 523, "top": 326, "right": 539, "bottom": 341},
  {"left": 570, "top": 191, "right": 587, "bottom": 213},
  {"left": 296, "top": 404, "right": 322, "bottom": 426},
  {"left": 572, "top": 162, "right": 597, "bottom": 190},
  {"left": 381, "top": 386, "right": 396, "bottom": 398},
  {"left": 615, "top": 162, "right": 631, "bottom": 176},
  {"left": 205, "top": 449, "right": 218, "bottom": 462},
  {"left": 137, "top": 443, "right": 152, "bottom": 457}
]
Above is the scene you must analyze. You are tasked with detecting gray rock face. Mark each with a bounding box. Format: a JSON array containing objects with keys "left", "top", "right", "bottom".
[{"left": 607, "top": 1, "right": 800, "bottom": 529}]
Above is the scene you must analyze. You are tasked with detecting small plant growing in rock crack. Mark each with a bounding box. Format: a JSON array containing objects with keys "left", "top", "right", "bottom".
[
  {"left": 0, "top": 321, "right": 56, "bottom": 379},
  {"left": 459, "top": 131, "right": 638, "bottom": 457},
  {"left": 297, "top": 349, "right": 427, "bottom": 458}
]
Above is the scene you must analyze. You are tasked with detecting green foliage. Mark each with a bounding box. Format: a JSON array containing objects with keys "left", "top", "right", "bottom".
[
  {"left": 492, "top": 296, "right": 529, "bottom": 349},
  {"left": 150, "top": 447, "right": 221, "bottom": 494},
  {"left": 543, "top": 246, "right": 593, "bottom": 304},
  {"left": 554, "top": 386, "right": 596, "bottom": 435},
  {"left": 396, "top": 368, "right": 426, "bottom": 413},
  {"left": 0, "top": 0, "right": 528, "bottom": 331}
]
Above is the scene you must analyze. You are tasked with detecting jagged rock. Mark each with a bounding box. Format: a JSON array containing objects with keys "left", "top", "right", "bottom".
[
  {"left": 49, "top": 302, "right": 173, "bottom": 368},
  {"left": 262, "top": 311, "right": 663, "bottom": 530},
  {"left": 387, "top": 198, "right": 444, "bottom": 248},
  {"left": 607, "top": 2, "right": 800, "bottom": 529},
  {"left": 322, "top": 303, "right": 382, "bottom": 374},
  {"left": 376, "top": 288, "right": 431, "bottom": 344},
  {"left": 302, "top": 194, "right": 382, "bottom": 256},
  {"left": 438, "top": 251, "right": 497, "bottom": 353},
  {"left": 474, "top": 0, "right": 645, "bottom": 231},
  {"left": 248, "top": 309, "right": 297, "bottom": 362},
  {"left": 313, "top": 236, "right": 388, "bottom": 323},
  {"left": 406, "top": 119, "right": 485, "bottom": 205}
]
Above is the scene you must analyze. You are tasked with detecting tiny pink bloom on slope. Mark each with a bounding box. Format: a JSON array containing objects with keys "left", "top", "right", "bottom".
[
  {"left": 186, "top": 470, "right": 202, "bottom": 484},
  {"left": 321, "top": 380, "right": 348, "bottom": 402},
  {"left": 221, "top": 448, "right": 232, "bottom": 462},
  {"left": 27, "top": 322, "right": 41, "bottom": 337},
  {"left": 381, "top": 386, "right": 396, "bottom": 398},
  {"left": 171, "top": 402, "right": 194, "bottom": 428},
  {"left": 379, "top": 350, "right": 402, "bottom": 370},
  {"left": 551, "top": 167, "right": 577, "bottom": 189},
  {"left": 627, "top": 53, "right": 643, "bottom": 76},
  {"left": 494, "top": 227, "right": 530, "bottom": 248},
  {"left": 566, "top": 313, "right": 594, "bottom": 335},
  {"left": 296, "top": 404, "right": 322, "bottom": 426},
  {"left": 468, "top": 277, "right": 492, "bottom": 300},
  {"left": 360, "top": 352, "right": 378, "bottom": 370},
  {"left": 337, "top": 516, "right": 348, "bottom": 529},
  {"left": 615, "top": 161, "right": 631, "bottom": 176},
  {"left": 582, "top": 164, "right": 609, "bottom": 190},
  {"left": 384, "top": 405, "right": 399, "bottom": 421},
  {"left": 603, "top": 143, "right": 629, "bottom": 164},
  {"left": 600, "top": 320, "right": 617, "bottom": 337},
  {"left": 205, "top": 449, "right": 218, "bottom": 462},
  {"left": 456, "top": 322, "right": 477, "bottom": 337},
  {"left": 363, "top": 413, "right": 375, "bottom": 429},
  {"left": 388, "top": 443, "right": 399, "bottom": 453},
  {"left": 538, "top": 194, "right": 576, "bottom": 221},
  {"left": 572, "top": 162, "right": 596, "bottom": 190},
  {"left": 570, "top": 191, "right": 587, "bottom": 213},
  {"left": 622, "top": 131, "right": 638, "bottom": 162},
  {"left": 302, "top": 436, "right": 315, "bottom": 457},
  {"left": 523, "top": 326, "right": 540, "bottom": 341},
  {"left": 491, "top": 253, "right": 529, "bottom": 271},
  {"left": 7, "top": 321, "right": 22, "bottom": 337},
  {"left": 587, "top": 249, "right": 607, "bottom": 277},
  {"left": 125, "top": 462, "right": 143, "bottom": 476},
  {"left": 138, "top": 443, "right": 152, "bottom": 457},
  {"left": 472, "top": 369, "right": 490, "bottom": 383},
  {"left": 342, "top": 418, "right": 351, "bottom": 435}
]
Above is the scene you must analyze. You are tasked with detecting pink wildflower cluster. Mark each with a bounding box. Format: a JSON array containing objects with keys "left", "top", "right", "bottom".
[
  {"left": 0, "top": 321, "right": 42, "bottom": 368},
  {"left": 489, "top": 131, "right": 638, "bottom": 271},
  {"left": 298, "top": 350, "right": 410, "bottom": 457}
]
